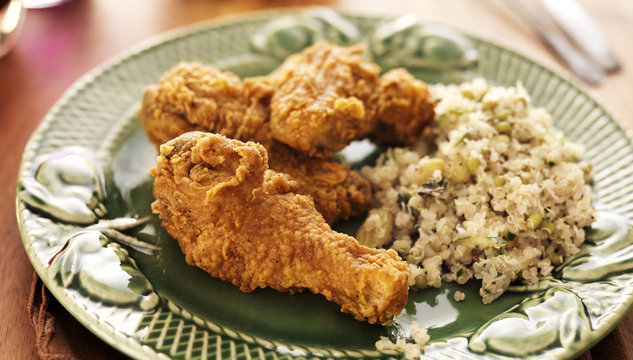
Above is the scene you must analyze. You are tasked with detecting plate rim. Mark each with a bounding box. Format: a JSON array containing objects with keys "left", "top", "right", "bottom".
[{"left": 16, "top": 7, "right": 633, "bottom": 360}]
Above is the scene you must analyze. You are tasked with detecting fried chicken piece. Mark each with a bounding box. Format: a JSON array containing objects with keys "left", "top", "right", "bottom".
[
  {"left": 268, "top": 42, "right": 381, "bottom": 157},
  {"left": 141, "top": 43, "right": 435, "bottom": 159},
  {"left": 267, "top": 142, "right": 371, "bottom": 224},
  {"left": 140, "top": 62, "right": 372, "bottom": 224},
  {"left": 371, "top": 68, "right": 436, "bottom": 146},
  {"left": 140, "top": 45, "right": 435, "bottom": 221},
  {"left": 150, "top": 131, "right": 410, "bottom": 324},
  {"left": 140, "top": 62, "right": 274, "bottom": 147}
]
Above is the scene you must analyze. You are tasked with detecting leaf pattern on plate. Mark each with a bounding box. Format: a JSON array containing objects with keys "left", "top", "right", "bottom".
[
  {"left": 370, "top": 15, "right": 478, "bottom": 82},
  {"left": 560, "top": 213, "right": 633, "bottom": 281},
  {"left": 246, "top": 12, "right": 479, "bottom": 84},
  {"left": 250, "top": 7, "right": 362, "bottom": 60},
  {"left": 19, "top": 149, "right": 159, "bottom": 311},
  {"left": 49, "top": 230, "right": 159, "bottom": 310},
  {"left": 20, "top": 149, "right": 106, "bottom": 224},
  {"left": 15, "top": 10, "right": 633, "bottom": 360},
  {"left": 468, "top": 288, "right": 591, "bottom": 357},
  {"left": 464, "top": 212, "right": 633, "bottom": 358}
]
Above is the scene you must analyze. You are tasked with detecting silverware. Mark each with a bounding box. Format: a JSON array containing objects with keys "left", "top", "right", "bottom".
[
  {"left": 505, "top": 0, "right": 603, "bottom": 85},
  {"left": 540, "top": 0, "right": 620, "bottom": 73}
]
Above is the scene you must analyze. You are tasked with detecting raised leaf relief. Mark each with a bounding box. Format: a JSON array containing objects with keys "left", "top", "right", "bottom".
[
  {"left": 49, "top": 230, "right": 159, "bottom": 310},
  {"left": 250, "top": 8, "right": 361, "bottom": 60},
  {"left": 561, "top": 213, "right": 633, "bottom": 281},
  {"left": 20, "top": 149, "right": 159, "bottom": 311},
  {"left": 370, "top": 15, "right": 478, "bottom": 78},
  {"left": 469, "top": 288, "right": 591, "bottom": 357}
]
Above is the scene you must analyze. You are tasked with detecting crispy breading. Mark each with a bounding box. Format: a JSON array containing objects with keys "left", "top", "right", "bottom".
[
  {"left": 267, "top": 142, "right": 371, "bottom": 224},
  {"left": 267, "top": 43, "right": 435, "bottom": 157},
  {"left": 140, "top": 62, "right": 273, "bottom": 146},
  {"left": 150, "top": 132, "right": 410, "bottom": 324},
  {"left": 268, "top": 42, "right": 381, "bottom": 157},
  {"left": 371, "top": 68, "right": 436, "bottom": 146},
  {"left": 140, "top": 43, "right": 435, "bottom": 223},
  {"left": 139, "top": 62, "right": 371, "bottom": 224}
]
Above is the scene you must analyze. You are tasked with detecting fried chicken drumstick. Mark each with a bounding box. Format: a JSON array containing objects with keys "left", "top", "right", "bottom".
[
  {"left": 150, "top": 132, "right": 410, "bottom": 324},
  {"left": 140, "top": 62, "right": 371, "bottom": 224},
  {"left": 140, "top": 42, "right": 435, "bottom": 223}
]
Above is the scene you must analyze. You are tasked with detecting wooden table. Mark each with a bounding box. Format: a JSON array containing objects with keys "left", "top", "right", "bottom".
[{"left": 1, "top": 0, "right": 632, "bottom": 358}]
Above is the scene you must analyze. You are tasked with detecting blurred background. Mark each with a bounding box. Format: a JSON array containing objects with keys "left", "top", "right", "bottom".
[
  {"left": 1, "top": 0, "right": 631, "bottom": 136},
  {"left": 1, "top": 1, "right": 632, "bottom": 359}
]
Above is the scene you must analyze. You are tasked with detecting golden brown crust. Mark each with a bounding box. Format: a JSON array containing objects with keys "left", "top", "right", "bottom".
[
  {"left": 371, "top": 68, "right": 436, "bottom": 146},
  {"left": 266, "top": 142, "right": 372, "bottom": 224},
  {"left": 139, "top": 62, "right": 273, "bottom": 146},
  {"left": 140, "top": 43, "right": 435, "bottom": 224},
  {"left": 140, "top": 44, "right": 436, "bottom": 156},
  {"left": 268, "top": 42, "right": 381, "bottom": 157},
  {"left": 151, "top": 132, "right": 410, "bottom": 324},
  {"left": 140, "top": 61, "right": 371, "bottom": 224}
]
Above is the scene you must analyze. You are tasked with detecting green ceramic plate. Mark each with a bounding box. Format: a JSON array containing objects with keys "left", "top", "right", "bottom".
[{"left": 16, "top": 8, "right": 633, "bottom": 360}]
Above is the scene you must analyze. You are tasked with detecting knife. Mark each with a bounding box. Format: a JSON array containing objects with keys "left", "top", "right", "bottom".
[
  {"left": 540, "top": 0, "right": 620, "bottom": 73},
  {"left": 506, "top": 0, "right": 603, "bottom": 85}
]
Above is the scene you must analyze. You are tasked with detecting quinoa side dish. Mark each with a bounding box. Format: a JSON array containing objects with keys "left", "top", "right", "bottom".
[{"left": 359, "top": 78, "right": 596, "bottom": 304}]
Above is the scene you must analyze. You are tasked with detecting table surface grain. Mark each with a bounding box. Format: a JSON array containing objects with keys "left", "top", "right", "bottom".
[{"left": 1, "top": 0, "right": 632, "bottom": 359}]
